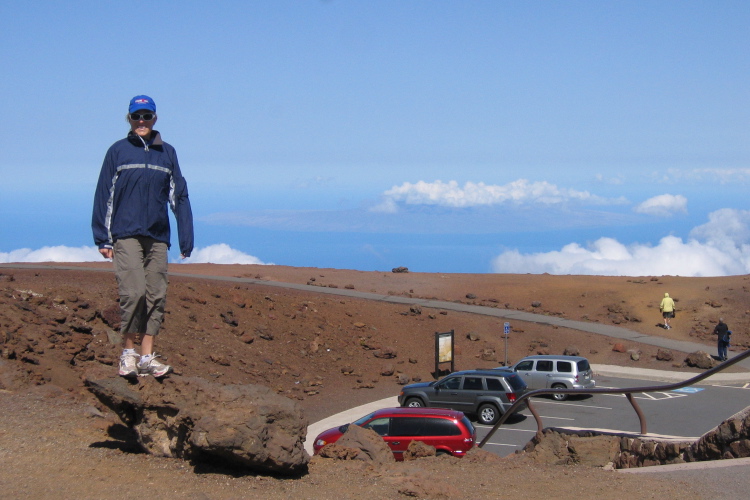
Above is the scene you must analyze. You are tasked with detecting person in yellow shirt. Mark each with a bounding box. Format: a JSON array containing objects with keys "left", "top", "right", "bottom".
[{"left": 659, "top": 292, "right": 676, "bottom": 329}]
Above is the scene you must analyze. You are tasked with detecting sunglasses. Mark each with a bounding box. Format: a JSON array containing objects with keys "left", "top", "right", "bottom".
[{"left": 129, "top": 113, "right": 155, "bottom": 121}]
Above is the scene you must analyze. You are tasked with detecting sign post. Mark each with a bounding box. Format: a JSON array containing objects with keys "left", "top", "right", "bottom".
[{"left": 503, "top": 322, "right": 510, "bottom": 366}]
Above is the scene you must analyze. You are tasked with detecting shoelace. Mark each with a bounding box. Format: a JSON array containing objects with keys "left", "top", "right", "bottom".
[{"left": 141, "top": 353, "right": 165, "bottom": 367}]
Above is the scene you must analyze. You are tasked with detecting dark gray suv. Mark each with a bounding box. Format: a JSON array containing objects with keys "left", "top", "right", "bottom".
[{"left": 397, "top": 370, "right": 528, "bottom": 425}]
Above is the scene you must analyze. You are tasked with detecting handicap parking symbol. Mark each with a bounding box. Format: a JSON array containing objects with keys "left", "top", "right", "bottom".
[{"left": 672, "top": 387, "right": 703, "bottom": 394}]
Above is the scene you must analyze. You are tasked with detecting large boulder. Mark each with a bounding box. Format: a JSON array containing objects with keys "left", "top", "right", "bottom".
[
  {"left": 403, "top": 440, "right": 436, "bottom": 460},
  {"left": 685, "top": 351, "right": 716, "bottom": 369},
  {"left": 319, "top": 424, "right": 394, "bottom": 463},
  {"left": 86, "top": 375, "right": 309, "bottom": 475}
]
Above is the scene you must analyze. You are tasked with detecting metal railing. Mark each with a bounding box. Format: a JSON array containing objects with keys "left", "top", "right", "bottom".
[{"left": 478, "top": 348, "right": 750, "bottom": 448}]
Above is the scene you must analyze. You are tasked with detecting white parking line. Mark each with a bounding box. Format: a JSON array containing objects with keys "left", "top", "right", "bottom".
[
  {"left": 596, "top": 385, "right": 689, "bottom": 400},
  {"left": 711, "top": 383, "right": 750, "bottom": 390},
  {"left": 532, "top": 400, "right": 613, "bottom": 410},
  {"left": 480, "top": 442, "right": 519, "bottom": 448},
  {"left": 512, "top": 412, "right": 575, "bottom": 421},
  {"left": 474, "top": 425, "right": 542, "bottom": 433},
  {"left": 598, "top": 392, "right": 687, "bottom": 400}
]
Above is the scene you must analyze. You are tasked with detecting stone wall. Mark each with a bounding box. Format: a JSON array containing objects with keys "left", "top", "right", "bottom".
[{"left": 521, "top": 406, "right": 750, "bottom": 469}]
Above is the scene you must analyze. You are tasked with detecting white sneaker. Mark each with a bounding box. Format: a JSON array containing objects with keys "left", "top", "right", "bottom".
[
  {"left": 138, "top": 354, "right": 172, "bottom": 378},
  {"left": 118, "top": 352, "right": 139, "bottom": 378}
]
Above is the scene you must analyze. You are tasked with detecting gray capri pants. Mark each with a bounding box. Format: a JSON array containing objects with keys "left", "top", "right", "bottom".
[{"left": 114, "top": 236, "right": 168, "bottom": 337}]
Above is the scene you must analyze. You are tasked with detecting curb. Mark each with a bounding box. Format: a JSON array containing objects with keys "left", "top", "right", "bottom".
[{"left": 593, "top": 364, "right": 750, "bottom": 385}]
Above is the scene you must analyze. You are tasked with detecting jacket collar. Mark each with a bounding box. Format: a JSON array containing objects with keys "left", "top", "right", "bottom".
[{"left": 127, "top": 130, "right": 164, "bottom": 149}]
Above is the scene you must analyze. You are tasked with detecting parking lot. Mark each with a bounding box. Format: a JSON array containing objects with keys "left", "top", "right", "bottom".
[{"left": 477, "top": 375, "right": 750, "bottom": 457}]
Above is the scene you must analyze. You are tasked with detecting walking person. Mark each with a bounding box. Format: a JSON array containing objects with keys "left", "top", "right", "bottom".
[
  {"left": 713, "top": 318, "right": 731, "bottom": 361},
  {"left": 92, "top": 95, "right": 194, "bottom": 378},
  {"left": 659, "top": 292, "right": 676, "bottom": 329}
]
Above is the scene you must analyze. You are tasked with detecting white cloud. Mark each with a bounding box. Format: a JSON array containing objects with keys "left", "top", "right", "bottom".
[
  {"left": 633, "top": 194, "right": 688, "bottom": 217},
  {"left": 595, "top": 173, "right": 624, "bottom": 185},
  {"left": 0, "top": 245, "right": 101, "bottom": 263},
  {"left": 491, "top": 209, "right": 750, "bottom": 277},
  {"left": 375, "top": 179, "right": 627, "bottom": 211},
  {"left": 0, "top": 244, "right": 270, "bottom": 266},
  {"left": 369, "top": 197, "right": 399, "bottom": 214},
  {"left": 180, "top": 244, "right": 270, "bottom": 265},
  {"left": 662, "top": 168, "right": 750, "bottom": 184},
  {"left": 689, "top": 208, "right": 750, "bottom": 245}
]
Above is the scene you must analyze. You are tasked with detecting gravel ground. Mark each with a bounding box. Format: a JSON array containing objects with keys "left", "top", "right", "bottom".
[
  {"left": 2, "top": 264, "right": 747, "bottom": 499},
  {"left": 0, "top": 384, "right": 714, "bottom": 500}
]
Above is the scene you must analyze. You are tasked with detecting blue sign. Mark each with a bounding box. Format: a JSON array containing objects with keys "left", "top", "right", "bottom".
[
  {"left": 672, "top": 387, "right": 704, "bottom": 394},
  {"left": 503, "top": 322, "right": 510, "bottom": 335}
]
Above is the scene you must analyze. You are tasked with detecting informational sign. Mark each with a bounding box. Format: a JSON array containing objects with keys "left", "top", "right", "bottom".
[
  {"left": 434, "top": 330, "right": 455, "bottom": 375},
  {"left": 437, "top": 331, "right": 453, "bottom": 362},
  {"left": 504, "top": 322, "right": 510, "bottom": 335}
]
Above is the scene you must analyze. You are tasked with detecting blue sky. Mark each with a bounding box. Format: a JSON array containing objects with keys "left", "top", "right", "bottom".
[{"left": 1, "top": 1, "right": 749, "bottom": 275}]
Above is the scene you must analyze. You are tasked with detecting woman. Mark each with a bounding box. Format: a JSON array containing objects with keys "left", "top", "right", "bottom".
[{"left": 92, "top": 95, "right": 194, "bottom": 378}]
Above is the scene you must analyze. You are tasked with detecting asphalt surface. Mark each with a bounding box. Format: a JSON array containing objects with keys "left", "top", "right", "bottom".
[{"left": 3, "top": 264, "right": 749, "bottom": 483}]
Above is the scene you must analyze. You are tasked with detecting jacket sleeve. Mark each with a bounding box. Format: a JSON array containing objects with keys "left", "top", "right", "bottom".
[
  {"left": 169, "top": 150, "right": 194, "bottom": 257},
  {"left": 91, "top": 146, "right": 117, "bottom": 248}
]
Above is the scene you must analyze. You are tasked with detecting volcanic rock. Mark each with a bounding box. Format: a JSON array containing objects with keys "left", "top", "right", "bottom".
[{"left": 85, "top": 375, "right": 309, "bottom": 475}]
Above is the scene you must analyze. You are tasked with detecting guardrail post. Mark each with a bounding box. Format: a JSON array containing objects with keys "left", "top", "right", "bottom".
[
  {"left": 526, "top": 399, "right": 543, "bottom": 434},
  {"left": 626, "top": 392, "right": 647, "bottom": 435}
]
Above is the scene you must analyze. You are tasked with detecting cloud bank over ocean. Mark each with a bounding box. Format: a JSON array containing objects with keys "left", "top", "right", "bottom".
[
  {"left": 181, "top": 244, "right": 271, "bottom": 265},
  {"left": 0, "top": 244, "right": 269, "bottom": 266},
  {"left": 371, "top": 179, "right": 627, "bottom": 213},
  {"left": 491, "top": 209, "right": 750, "bottom": 277},
  {"left": 3, "top": 210, "right": 748, "bottom": 277}
]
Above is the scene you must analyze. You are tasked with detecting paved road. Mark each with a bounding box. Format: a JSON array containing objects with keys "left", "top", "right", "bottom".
[{"left": 305, "top": 371, "right": 750, "bottom": 455}]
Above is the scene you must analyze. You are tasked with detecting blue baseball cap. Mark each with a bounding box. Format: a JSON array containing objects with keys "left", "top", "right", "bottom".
[{"left": 129, "top": 95, "right": 156, "bottom": 113}]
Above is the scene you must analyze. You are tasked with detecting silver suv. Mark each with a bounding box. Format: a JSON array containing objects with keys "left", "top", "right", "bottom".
[
  {"left": 497, "top": 355, "right": 595, "bottom": 401},
  {"left": 397, "top": 369, "right": 528, "bottom": 425}
]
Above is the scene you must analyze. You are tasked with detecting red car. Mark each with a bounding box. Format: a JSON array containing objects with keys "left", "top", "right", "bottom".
[{"left": 312, "top": 407, "right": 476, "bottom": 461}]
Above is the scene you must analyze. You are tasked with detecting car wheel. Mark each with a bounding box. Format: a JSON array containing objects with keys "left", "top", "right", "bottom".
[
  {"left": 477, "top": 403, "right": 500, "bottom": 425},
  {"left": 435, "top": 450, "right": 450, "bottom": 457},
  {"left": 404, "top": 397, "right": 424, "bottom": 408},
  {"left": 551, "top": 384, "right": 568, "bottom": 401}
]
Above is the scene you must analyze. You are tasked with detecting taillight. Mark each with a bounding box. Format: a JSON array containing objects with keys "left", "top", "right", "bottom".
[{"left": 508, "top": 392, "right": 516, "bottom": 403}]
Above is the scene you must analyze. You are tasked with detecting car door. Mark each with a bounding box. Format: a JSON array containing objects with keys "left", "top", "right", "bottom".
[
  {"left": 534, "top": 360, "right": 555, "bottom": 388},
  {"left": 554, "top": 360, "right": 574, "bottom": 386},
  {"left": 361, "top": 416, "right": 390, "bottom": 439},
  {"left": 430, "top": 375, "right": 463, "bottom": 409},
  {"left": 452, "top": 375, "right": 484, "bottom": 412},
  {"left": 386, "top": 416, "right": 425, "bottom": 460},
  {"left": 513, "top": 359, "right": 536, "bottom": 388}
]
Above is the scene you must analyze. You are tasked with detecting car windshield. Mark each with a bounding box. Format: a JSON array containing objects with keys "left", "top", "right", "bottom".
[
  {"left": 352, "top": 412, "right": 376, "bottom": 426},
  {"left": 505, "top": 374, "right": 527, "bottom": 391},
  {"left": 577, "top": 359, "right": 591, "bottom": 371}
]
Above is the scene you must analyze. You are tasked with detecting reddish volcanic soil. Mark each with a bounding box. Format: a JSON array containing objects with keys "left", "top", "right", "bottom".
[{"left": 1, "top": 263, "right": 745, "bottom": 499}]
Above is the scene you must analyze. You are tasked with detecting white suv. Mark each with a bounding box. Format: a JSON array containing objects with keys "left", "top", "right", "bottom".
[{"left": 497, "top": 355, "right": 596, "bottom": 401}]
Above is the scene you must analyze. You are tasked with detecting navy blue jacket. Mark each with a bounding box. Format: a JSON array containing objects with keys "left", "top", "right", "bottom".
[{"left": 92, "top": 131, "right": 194, "bottom": 257}]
